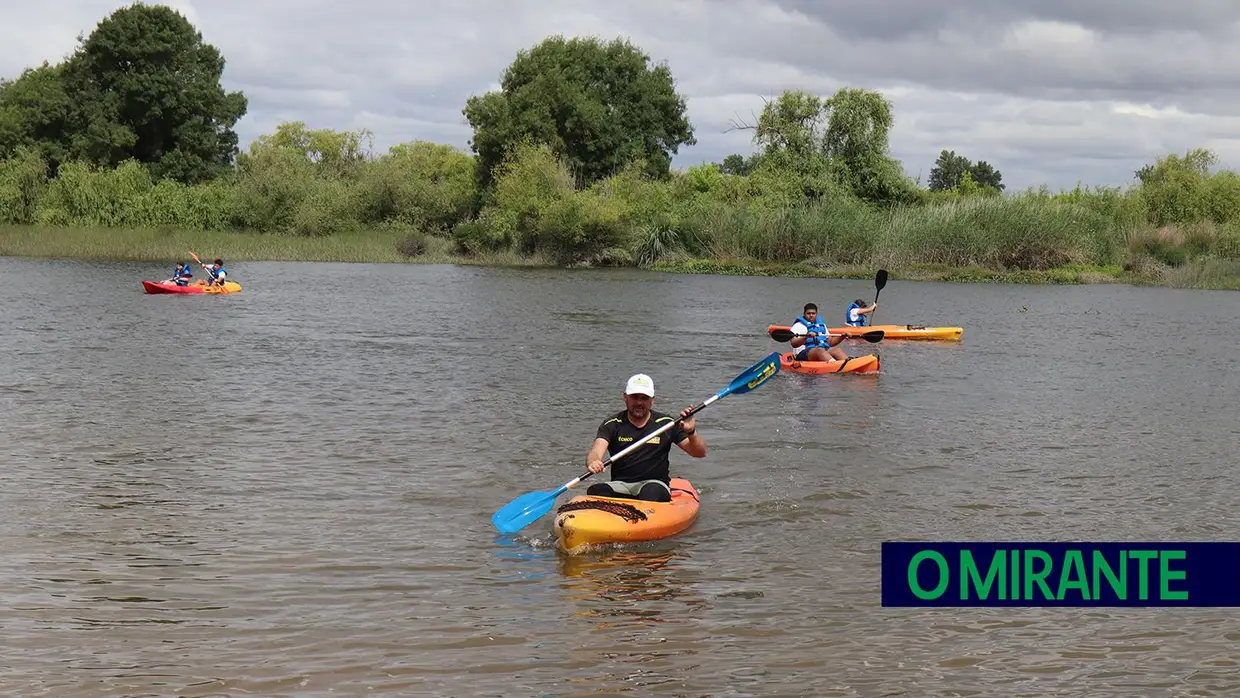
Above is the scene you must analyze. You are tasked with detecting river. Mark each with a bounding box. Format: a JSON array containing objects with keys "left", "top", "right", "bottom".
[{"left": 2, "top": 257, "right": 1238, "bottom": 697}]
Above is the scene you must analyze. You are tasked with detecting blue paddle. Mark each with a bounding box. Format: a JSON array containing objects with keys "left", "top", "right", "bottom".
[{"left": 491, "top": 351, "right": 783, "bottom": 534}]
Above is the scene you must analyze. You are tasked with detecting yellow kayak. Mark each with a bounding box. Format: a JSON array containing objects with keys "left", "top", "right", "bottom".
[
  {"left": 553, "top": 478, "right": 700, "bottom": 555},
  {"left": 768, "top": 324, "right": 962, "bottom": 341},
  {"left": 829, "top": 324, "right": 962, "bottom": 341}
]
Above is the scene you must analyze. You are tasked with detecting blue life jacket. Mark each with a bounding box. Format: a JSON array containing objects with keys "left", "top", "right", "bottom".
[
  {"left": 173, "top": 263, "right": 189, "bottom": 285},
  {"left": 794, "top": 315, "right": 828, "bottom": 351},
  {"left": 846, "top": 302, "right": 868, "bottom": 327},
  {"left": 208, "top": 265, "right": 226, "bottom": 283}
]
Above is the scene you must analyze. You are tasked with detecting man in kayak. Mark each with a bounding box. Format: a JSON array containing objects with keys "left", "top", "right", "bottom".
[
  {"left": 790, "top": 302, "right": 849, "bottom": 361},
  {"left": 200, "top": 258, "right": 228, "bottom": 286},
  {"left": 585, "top": 373, "right": 706, "bottom": 502},
  {"left": 845, "top": 299, "right": 877, "bottom": 327}
]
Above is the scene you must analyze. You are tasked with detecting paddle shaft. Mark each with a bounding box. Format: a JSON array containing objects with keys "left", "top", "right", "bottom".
[
  {"left": 770, "top": 328, "right": 883, "bottom": 344},
  {"left": 869, "top": 269, "right": 888, "bottom": 326}
]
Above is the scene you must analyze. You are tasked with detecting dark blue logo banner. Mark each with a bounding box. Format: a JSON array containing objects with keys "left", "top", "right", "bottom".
[{"left": 881, "top": 542, "right": 1240, "bottom": 607}]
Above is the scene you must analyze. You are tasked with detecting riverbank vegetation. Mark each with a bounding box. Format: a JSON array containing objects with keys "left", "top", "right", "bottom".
[{"left": 2, "top": 3, "right": 1238, "bottom": 289}]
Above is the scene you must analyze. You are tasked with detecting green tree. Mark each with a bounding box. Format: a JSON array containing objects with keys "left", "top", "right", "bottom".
[
  {"left": 736, "top": 87, "right": 916, "bottom": 205},
  {"left": 0, "top": 62, "right": 73, "bottom": 170},
  {"left": 969, "top": 160, "right": 1004, "bottom": 191},
  {"left": 821, "top": 87, "right": 917, "bottom": 205},
  {"left": 1135, "top": 147, "right": 1219, "bottom": 226},
  {"left": 929, "top": 149, "right": 1004, "bottom": 192},
  {"left": 364, "top": 140, "right": 478, "bottom": 231},
  {"left": 61, "top": 2, "right": 247, "bottom": 183},
  {"left": 719, "top": 153, "right": 761, "bottom": 175},
  {"left": 752, "top": 89, "right": 826, "bottom": 165},
  {"left": 928, "top": 150, "right": 970, "bottom": 191},
  {"left": 462, "top": 35, "right": 696, "bottom": 190},
  {"left": 241, "top": 121, "right": 374, "bottom": 178}
]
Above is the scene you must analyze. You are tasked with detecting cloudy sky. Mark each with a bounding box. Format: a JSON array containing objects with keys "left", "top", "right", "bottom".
[{"left": 4, "top": 0, "right": 1240, "bottom": 192}]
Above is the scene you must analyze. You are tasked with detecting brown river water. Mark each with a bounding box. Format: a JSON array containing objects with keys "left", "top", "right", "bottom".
[{"left": 2, "top": 257, "right": 1239, "bottom": 697}]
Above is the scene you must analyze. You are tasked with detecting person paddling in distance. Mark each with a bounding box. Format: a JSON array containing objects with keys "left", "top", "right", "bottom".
[
  {"left": 167, "top": 262, "right": 193, "bottom": 286},
  {"left": 199, "top": 258, "right": 228, "bottom": 286},
  {"left": 845, "top": 299, "right": 877, "bottom": 327},
  {"left": 790, "top": 302, "right": 849, "bottom": 362},
  {"left": 585, "top": 373, "right": 706, "bottom": 503}
]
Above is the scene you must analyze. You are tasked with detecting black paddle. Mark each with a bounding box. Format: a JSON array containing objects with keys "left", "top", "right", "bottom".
[
  {"left": 768, "top": 327, "right": 885, "bottom": 344},
  {"left": 869, "top": 269, "right": 888, "bottom": 325}
]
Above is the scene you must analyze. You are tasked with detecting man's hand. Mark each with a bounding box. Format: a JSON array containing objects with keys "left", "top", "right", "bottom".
[{"left": 679, "top": 406, "right": 697, "bottom": 433}]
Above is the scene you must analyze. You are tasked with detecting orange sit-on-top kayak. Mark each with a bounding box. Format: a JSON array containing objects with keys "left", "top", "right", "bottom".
[
  {"left": 553, "top": 477, "right": 700, "bottom": 554},
  {"left": 779, "top": 352, "right": 880, "bottom": 374}
]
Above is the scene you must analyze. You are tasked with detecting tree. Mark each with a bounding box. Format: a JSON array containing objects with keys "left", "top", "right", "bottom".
[
  {"left": 720, "top": 153, "right": 761, "bottom": 175},
  {"left": 61, "top": 2, "right": 248, "bottom": 183},
  {"left": 969, "top": 160, "right": 1004, "bottom": 191},
  {"left": 751, "top": 89, "right": 826, "bottom": 163},
  {"left": 821, "top": 87, "right": 917, "bottom": 205},
  {"left": 0, "top": 63, "right": 73, "bottom": 170},
  {"left": 1133, "top": 148, "right": 1221, "bottom": 226},
  {"left": 728, "top": 87, "right": 917, "bottom": 205},
  {"left": 462, "top": 35, "right": 696, "bottom": 189},
  {"left": 928, "top": 149, "right": 1005, "bottom": 192},
  {"left": 240, "top": 121, "right": 374, "bottom": 178},
  {"left": 927, "top": 150, "right": 969, "bottom": 191}
]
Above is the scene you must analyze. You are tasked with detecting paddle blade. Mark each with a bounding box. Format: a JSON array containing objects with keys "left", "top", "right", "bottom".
[
  {"left": 875, "top": 269, "right": 888, "bottom": 291},
  {"left": 492, "top": 490, "right": 558, "bottom": 533},
  {"left": 768, "top": 328, "right": 796, "bottom": 342},
  {"left": 724, "top": 351, "right": 781, "bottom": 396},
  {"left": 859, "top": 330, "right": 885, "bottom": 343}
]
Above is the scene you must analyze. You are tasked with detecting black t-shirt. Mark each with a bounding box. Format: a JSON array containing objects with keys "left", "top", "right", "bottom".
[{"left": 595, "top": 410, "right": 688, "bottom": 484}]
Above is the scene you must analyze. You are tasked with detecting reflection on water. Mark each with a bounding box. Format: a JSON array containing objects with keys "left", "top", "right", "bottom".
[{"left": 558, "top": 548, "right": 699, "bottom": 611}]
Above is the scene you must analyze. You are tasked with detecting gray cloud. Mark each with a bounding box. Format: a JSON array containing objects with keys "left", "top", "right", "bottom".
[{"left": 2, "top": 0, "right": 1239, "bottom": 191}]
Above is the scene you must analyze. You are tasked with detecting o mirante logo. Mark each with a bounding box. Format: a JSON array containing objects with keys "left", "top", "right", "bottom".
[{"left": 881, "top": 542, "right": 1240, "bottom": 607}]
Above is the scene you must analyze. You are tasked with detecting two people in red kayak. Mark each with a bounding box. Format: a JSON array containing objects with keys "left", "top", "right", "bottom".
[
  {"left": 167, "top": 258, "right": 228, "bottom": 287},
  {"left": 585, "top": 373, "right": 706, "bottom": 502},
  {"left": 788, "top": 300, "right": 879, "bottom": 362}
]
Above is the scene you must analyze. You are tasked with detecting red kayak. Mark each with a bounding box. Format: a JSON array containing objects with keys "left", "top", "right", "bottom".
[{"left": 142, "top": 280, "right": 242, "bottom": 295}]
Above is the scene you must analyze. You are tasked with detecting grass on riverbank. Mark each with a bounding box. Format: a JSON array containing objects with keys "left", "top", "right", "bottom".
[
  {"left": 6, "top": 224, "right": 1238, "bottom": 290},
  {"left": 0, "top": 224, "right": 553, "bottom": 266},
  {"left": 649, "top": 258, "right": 1131, "bottom": 285}
]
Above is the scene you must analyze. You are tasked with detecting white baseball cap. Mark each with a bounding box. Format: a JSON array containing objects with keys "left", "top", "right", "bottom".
[{"left": 624, "top": 373, "right": 654, "bottom": 396}]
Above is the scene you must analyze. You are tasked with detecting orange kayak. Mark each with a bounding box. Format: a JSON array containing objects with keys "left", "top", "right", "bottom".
[
  {"left": 779, "top": 352, "right": 880, "bottom": 374},
  {"left": 553, "top": 477, "right": 700, "bottom": 554},
  {"left": 767, "top": 324, "right": 962, "bottom": 341}
]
